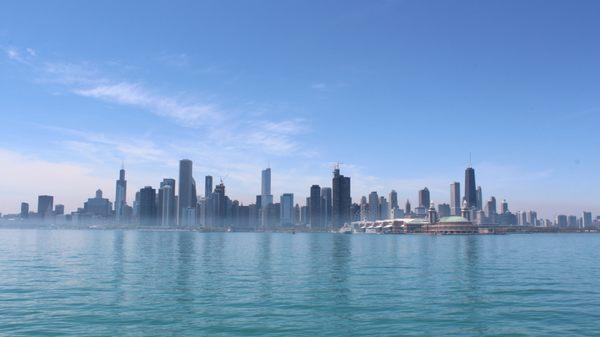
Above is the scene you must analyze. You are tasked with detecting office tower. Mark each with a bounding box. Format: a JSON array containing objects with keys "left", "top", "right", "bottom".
[
  {"left": 379, "top": 196, "right": 389, "bottom": 219},
  {"left": 83, "top": 189, "right": 112, "bottom": 217},
  {"left": 567, "top": 215, "right": 578, "bottom": 228},
  {"left": 521, "top": 212, "right": 528, "bottom": 226},
  {"left": 37, "top": 195, "right": 54, "bottom": 219},
  {"left": 501, "top": 199, "right": 509, "bottom": 214},
  {"left": 583, "top": 212, "right": 593, "bottom": 228},
  {"left": 476, "top": 187, "right": 483, "bottom": 210},
  {"left": 556, "top": 215, "right": 568, "bottom": 227},
  {"left": 464, "top": 167, "right": 477, "bottom": 209},
  {"left": 159, "top": 179, "right": 176, "bottom": 227},
  {"left": 438, "top": 203, "right": 451, "bottom": 218},
  {"left": 213, "top": 181, "right": 227, "bottom": 227},
  {"left": 205, "top": 176, "right": 213, "bottom": 198},
  {"left": 450, "top": 182, "right": 461, "bottom": 216},
  {"left": 418, "top": 188, "right": 430, "bottom": 209},
  {"left": 20, "top": 202, "right": 29, "bottom": 218},
  {"left": 321, "top": 187, "right": 332, "bottom": 225},
  {"left": 139, "top": 186, "right": 157, "bottom": 226},
  {"left": 360, "top": 196, "right": 368, "bottom": 221},
  {"left": 280, "top": 193, "right": 294, "bottom": 226},
  {"left": 261, "top": 168, "right": 273, "bottom": 228},
  {"left": 54, "top": 204, "right": 65, "bottom": 215},
  {"left": 178, "top": 159, "right": 194, "bottom": 225},
  {"left": 389, "top": 190, "right": 398, "bottom": 210},
  {"left": 309, "top": 185, "right": 322, "bottom": 228},
  {"left": 405, "top": 199, "right": 411, "bottom": 215},
  {"left": 368, "top": 191, "right": 379, "bottom": 221},
  {"left": 528, "top": 211, "right": 538, "bottom": 227},
  {"left": 332, "top": 166, "right": 351, "bottom": 227},
  {"left": 115, "top": 166, "right": 127, "bottom": 222}
]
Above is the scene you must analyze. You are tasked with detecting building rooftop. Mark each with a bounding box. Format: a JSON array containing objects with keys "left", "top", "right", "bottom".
[{"left": 438, "top": 216, "right": 471, "bottom": 223}]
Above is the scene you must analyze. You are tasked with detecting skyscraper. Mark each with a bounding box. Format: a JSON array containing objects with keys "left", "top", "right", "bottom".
[
  {"left": 418, "top": 188, "right": 430, "bottom": 209},
  {"left": 450, "top": 182, "right": 461, "bottom": 216},
  {"left": 37, "top": 195, "right": 54, "bottom": 219},
  {"left": 321, "top": 187, "right": 332, "bottom": 226},
  {"left": 205, "top": 175, "right": 213, "bottom": 198},
  {"left": 159, "top": 179, "right": 176, "bottom": 227},
  {"left": 332, "top": 167, "right": 351, "bottom": 227},
  {"left": 405, "top": 199, "right": 411, "bottom": 215},
  {"left": 389, "top": 190, "right": 398, "bottom": 209},
  {"left": 139, "top": 186, "right": 157, "bottom": 226},
  {"left": 178, "top": 159, "right": 194, "bottom": 225},
  {"left": 464, "top": 167, "right": 477, "bottom": 209},
  {"left": 476, "top": 186, "right": 483, "bottom": 210},
  {"left": 309, "top": 185, "right": 322, "bottom": 228},
  {"left": 583, "top": 212, "right": 593, "bottom": 228},
  {"left": 20, "top": 202, "right": 29, "bottom": 218},
  {"left": 260, "top": 168, "right": 273, "bottom": 228},
  {"left": 368, "top": 191, "right": 379, "bottom": 221},
  {"left": 280, "top": 193, "right": 294, "bottom": 226},
  {"left": 115, "top": 166, "right": 127, "bottom": 223}
]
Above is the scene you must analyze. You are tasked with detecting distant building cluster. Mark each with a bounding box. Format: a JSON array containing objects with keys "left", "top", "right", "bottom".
[{"left": 4, "top": 161, "right": 599, "bottom": 232}]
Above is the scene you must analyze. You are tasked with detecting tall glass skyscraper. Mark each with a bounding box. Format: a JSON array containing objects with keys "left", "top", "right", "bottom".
[
  {"left": 332, "top": 167, "right": 351, "bottom": 227},
  {"left": 178, "top": 159, "right": 194, "bottom": 225},
  {"left": 464, "top": 167, "right": 477, "bottom": 209},
  {"left": 450, "top": 182, "right": 461, "bottom": 216},
  {"left": 115, "top": 167, "right": 127, "bottom": 223}
]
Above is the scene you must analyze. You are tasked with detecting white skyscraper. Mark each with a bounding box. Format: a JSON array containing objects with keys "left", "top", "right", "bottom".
[{"left": 261, "top": 168, "right": 273, "bottom": 227}]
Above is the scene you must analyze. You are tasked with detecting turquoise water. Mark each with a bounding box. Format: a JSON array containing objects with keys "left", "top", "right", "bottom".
[{"left": 0, "top": 230, "right": 599, "bottom": 336}]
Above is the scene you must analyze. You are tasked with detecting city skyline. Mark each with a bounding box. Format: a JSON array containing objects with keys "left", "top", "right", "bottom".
[{"left": 2, "top": 1, "right": 600, "bottom": 217}]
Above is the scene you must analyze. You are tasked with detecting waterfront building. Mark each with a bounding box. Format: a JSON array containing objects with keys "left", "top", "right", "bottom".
[
  {"left": 501, "top": 199, "right": 509, "bottom": 214},
  {"left": 54, "top": 204, "right": 65, "bottom": 215},
  {"left": 37, "top": 195, "right": 54, "bottom": 219},
  {"left": 379, "top": 196, "right": 389, "bottom": 220},
  {"left": 567, "top": 215, "right": 578, "bottom": 228},
  {"left": 450, "top": 182, "right": 461, "bottom": 216},
  {"left": 260, "top": 168, "right": 273, "bottom": 228},
  {"left": 476, "top": 186, "right": 483, "bottom": 210},
  {"left": 309, "top": 185, "right": 323, "bottom": 228},
  {"left": 280, "top": 193, "right": 294, "bottom": 226},
  {"left": 368, "top": 192, "right": 379, "bottom": 221},
  {"left": 360, "top": 196, "right": 368, "bottom": 221},
  {"left": 418, "top": 187, "right": 430, "bottom": 209},
  {"left": 389, "top": 190, "right": 398, "bottom": 210},
  {"left": 159, "top": 180, "right": 176, "bottom": 227},
  {"left": 139, "top": 186, "right": 157, "bottom": 226},
  {"left": 115, "top": 166, "right": 127, "bottom": 223},
  {"left": 556, "top": 215, "right": 568, "bottom": 227},
  {"left": 438, "top": 203, "right": 451, "bottom": 218},
  {"left": 332, "top": 166, "right": 351, "bottom": 227},
  {"left": 321, "top": 187, "right": 332, "bottom": 225},
  {"left": 464, "top": 167, "right": 477, "bottom": 209},
  {"left": 178, "top": 159, "right": 195, "bottom": 225},
  {"left": 583, "top": 212, "right": 592, "bottom": 228},
  {"left": 20, "top": 202, "right": 29, "bottom": 218},
  {"left": 205, "top": 175, "right": 213, "bottom": 198},
  {"left": 405, "top": 199, "right": 411, "bottom": 215},
  {"left": 83, "top": 190, "right": 112, "bottom": 217}
]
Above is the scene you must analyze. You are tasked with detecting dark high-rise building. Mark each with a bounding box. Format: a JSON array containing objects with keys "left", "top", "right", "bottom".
[
  {"left": 332, "top": 167, "right": 351, "bottom": 227},
  {"left": 450, "top": 182, "right": 461, "bottom": 216},
  {"left": 139, "top": 186, "right": 157, "bottom": 226},
  {"left": 389, "top": 190, "right": 398, "bottom": 209},
  {"left": 405, "top": 199, "right": 411, "bottom": 215},
  {"left": 309, "top": 185, "right": 322, "bottom": 228},
  {"left": 464, "top": 167, "right": 477, "bottom": 209},
  {"left": 321, "top": 187, "right": 332, "bottom": 226},
  {"left": 83, "top": 189, "right": 112, "bottom": 217},
  {"left": 213, "top": 182, "right": 227, "bottom": 227},
  {"left": 115, "top": 166, "right": 127, "bottom": 222},
  {"left": 437, "top": 203, "right": 451, "bottom": 218},
  {"left": 583, "top": 212, "right": 593, "bottom": 228},
  {"left": 205, "top": 175, "right": 213, "bottom": 198},
  {"left": 368, "top": 191, "right": 379, "bottom": 221},
  {"left": 476, "top": 186, "right": 483, "bottom": 210},
  {"left": 37, "top": 195, "right": 54, "bottom": 219},
  {"left": 54, "top": 204, "right": 65, "bottom": 216},
  {"left": 178, "top": 159, "right": 195, "bottom": 224},
  {"left": 20, "top": 202, "right": 29, "bottom": 218},
  {"left": 418, "top": 188, "right": 430, "bottom": 209}
]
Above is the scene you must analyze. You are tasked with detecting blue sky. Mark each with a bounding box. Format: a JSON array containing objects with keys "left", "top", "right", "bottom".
[{"left": 1, "top": 0, "right": 599, "bottom": 217}]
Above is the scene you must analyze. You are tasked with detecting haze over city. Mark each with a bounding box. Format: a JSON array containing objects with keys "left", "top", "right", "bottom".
[{"left": 2, "top": 1, "right": 600, "bottom": 218}]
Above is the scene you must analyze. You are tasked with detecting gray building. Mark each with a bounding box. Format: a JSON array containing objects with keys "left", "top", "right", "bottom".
[
  {"left": 450, "top": 182, "right": 461, "bottom": 216},
  {"left": 139, "top": 186, "right": 157, "bottom": 226},
  {"left": 368, "top": 191, "right": 379, "bottom": 221},
  {"left": 280, "top": 193, "right": 294, "bottom": 226},
  {"left": 464, "top": 167, "right": 477, "bottom": 209},
  {"left": 418, "top": 187, "right": 430, "bottom": 209},
  {"left": 309, "top": 185, "right": 323, "bottom": 228},
  {"left": 332, "top": 167, "right": 351, "bottom": 227},
  {"left": 321, "top": 187, "right": 332, "bottom": 225},
  {"left": 20, "top": 202, "right": 29, "bottom": 218},
  {"left": 115, "top": 167, "right": 127, "bottom": 223},
  {"left": 178, "top": 159, "right": 196, "bottom": 225},
  {"left": 37, "top": 195, "right": 54, "bottom": 219}
]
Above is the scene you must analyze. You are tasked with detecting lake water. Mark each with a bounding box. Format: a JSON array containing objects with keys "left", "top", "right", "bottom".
[{"left": 0, "top": 229, "right": 599, "bottom": 336}]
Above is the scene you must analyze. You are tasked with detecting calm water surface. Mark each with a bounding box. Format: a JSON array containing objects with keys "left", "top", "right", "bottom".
[{"left": 0, "top": 229, "right": 599, "bottom": 336}]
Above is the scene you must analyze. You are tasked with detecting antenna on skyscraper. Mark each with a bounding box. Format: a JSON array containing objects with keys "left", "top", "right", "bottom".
[{"left": 468, "top": 152, "right": 472, "bottom": 168}]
